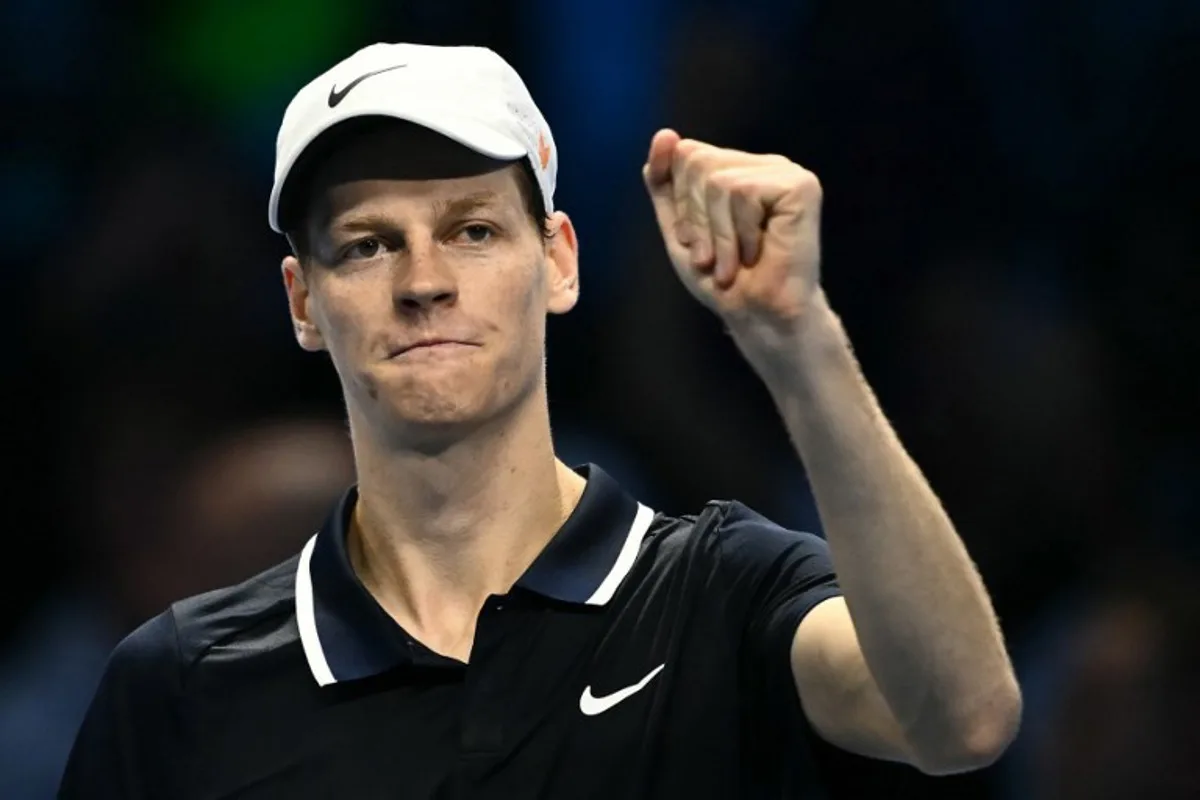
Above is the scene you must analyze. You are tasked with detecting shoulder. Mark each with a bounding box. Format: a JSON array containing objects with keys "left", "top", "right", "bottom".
[
  {"left": 60, "top": 554, "right": 306, "bottom": 796},
  {"left": 169, "top": 553, "right": 302, "bottom": 666},
  {"left": 79, "top": 554, "right": 302, "bottom": 732},
  {"left": 641, "top": 499, "right": 839, "bottom": 627},
  {"left": 107, "top": 553, "right": 301, "bottom": 684},
  {"left": 646, "top": 499, "right": 832, "bottom": 570}
]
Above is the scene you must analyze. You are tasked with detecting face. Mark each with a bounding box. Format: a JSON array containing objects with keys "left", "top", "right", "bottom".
[{"left": 281, "top": 123, "right": 579, "bottom": 448}]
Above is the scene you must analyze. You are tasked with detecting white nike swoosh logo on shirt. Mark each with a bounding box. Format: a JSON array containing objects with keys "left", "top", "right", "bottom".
[{"left": 579, "top": 663, "right": 667, "bottom": 716}]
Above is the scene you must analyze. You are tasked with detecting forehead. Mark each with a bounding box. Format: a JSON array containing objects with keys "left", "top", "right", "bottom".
[{"left": 302, "top": 120, "right": 524, "bottom": 224}]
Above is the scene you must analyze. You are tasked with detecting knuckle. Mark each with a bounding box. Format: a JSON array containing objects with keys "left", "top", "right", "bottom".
[
  {"left": 704, "top": 177, "right": 728, "bottom": 203},
  {"left": 803, "top": 173, "right": 824, "bottom": 199},
  {"left": 676, "top": 140, "right": 705, "bottom": 166},
  {"left": 792, "top": 168, "right": 822, "bottom": 198},
  {"left": 682, "top": 141, "right": 722, "bottom": 173},
  {"left": 727, "top": 176, "right": 756, "bottom": 197}
]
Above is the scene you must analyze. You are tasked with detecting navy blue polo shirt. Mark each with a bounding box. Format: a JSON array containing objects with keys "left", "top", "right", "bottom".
[{"left": 59, "top": 465, "right": 842, "bottom": 799}]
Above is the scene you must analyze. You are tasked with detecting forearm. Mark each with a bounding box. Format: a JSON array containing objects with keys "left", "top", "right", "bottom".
[{"left": 736, "top": 292, "right": 1020, "bottom": 763}]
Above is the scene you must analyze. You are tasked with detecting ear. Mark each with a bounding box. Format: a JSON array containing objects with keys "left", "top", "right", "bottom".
[
  {"left": 281, "top": 256, "right": 326, "bottom": 352},
  {"left": 544, "top": 211, "right": 580, "bottom": 316}
]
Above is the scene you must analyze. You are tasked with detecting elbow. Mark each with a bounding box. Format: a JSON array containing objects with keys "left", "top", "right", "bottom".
[{"left": 915, "top": 680, "right": 1023, "bottom": 776}]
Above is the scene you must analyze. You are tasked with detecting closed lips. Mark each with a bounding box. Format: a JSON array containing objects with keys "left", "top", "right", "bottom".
[{"left": 391, "top": 339, "right": 476, "bottom": 356}]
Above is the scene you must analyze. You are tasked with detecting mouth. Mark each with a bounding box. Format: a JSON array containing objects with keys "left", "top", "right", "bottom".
[{"left": 388, "top": 339, "right": 479, "bottom": 359}]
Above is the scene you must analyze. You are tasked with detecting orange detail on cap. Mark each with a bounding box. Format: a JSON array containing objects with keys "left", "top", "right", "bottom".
[{"left": 537, "top": 132, "right": 551, "bottom": 170}]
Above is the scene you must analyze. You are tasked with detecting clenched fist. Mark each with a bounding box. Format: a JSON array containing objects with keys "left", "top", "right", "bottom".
[{"left": 643, "top": 129, "right": 825, "bottom": 339}]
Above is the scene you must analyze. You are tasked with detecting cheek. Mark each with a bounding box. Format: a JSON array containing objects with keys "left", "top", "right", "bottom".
[
  {"left": 311, "top": 286, "right": 379, "bottom": 367},
  {"left": 524, "top": 259, "right": 545, "bottom": 311},
  {"left": 473, "top": 256, "right": 545, "bottom": 329},
  {"left": 471, "top": 259, "right": 546, "bottom": 381},
  {"left": 508, "top": 259, "right": 549, "bottom": 344}
]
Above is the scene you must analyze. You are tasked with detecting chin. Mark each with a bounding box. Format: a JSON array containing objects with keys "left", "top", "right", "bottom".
[
  {"left": 378, "top": 380, "right": 507, "bottom": 449},
  {"left": 395, "top": 394, "right": 489, "bottom": 428},
  {"left": 351, "top": 354, "right": 540, "bottom": 449}
]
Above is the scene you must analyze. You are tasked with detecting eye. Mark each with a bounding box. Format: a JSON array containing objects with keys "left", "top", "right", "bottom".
[
  {"left": 344, "top": 237, "right": 388, "bottom": 260},
  {"left": 456, "top": 224, "right": 495, "bottom": 245}
]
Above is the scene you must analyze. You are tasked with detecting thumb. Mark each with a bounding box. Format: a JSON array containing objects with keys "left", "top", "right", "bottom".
[{"left": 642, "top": 128, "right": 682, "bottom": 232}]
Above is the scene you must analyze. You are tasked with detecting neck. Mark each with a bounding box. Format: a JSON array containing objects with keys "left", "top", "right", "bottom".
[{"left": 345, "top": 382, "right": 585, "bottom": 658}]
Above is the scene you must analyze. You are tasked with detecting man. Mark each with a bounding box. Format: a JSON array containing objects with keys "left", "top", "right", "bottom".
[{"left": 59, "top": 43, "right": 1021, "bottom": 798}]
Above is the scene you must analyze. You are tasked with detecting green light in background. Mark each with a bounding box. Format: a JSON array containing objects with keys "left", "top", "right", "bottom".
[{"left": 153, "top": 0, "right": 372, "bottom": 113}]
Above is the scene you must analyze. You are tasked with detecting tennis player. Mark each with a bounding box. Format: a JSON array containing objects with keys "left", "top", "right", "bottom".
[{"left": 59, "top": 43, "right": 1020, "bottom": 799}]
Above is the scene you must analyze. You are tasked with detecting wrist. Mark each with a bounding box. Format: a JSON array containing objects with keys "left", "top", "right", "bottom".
[{"left": 728, "top": 289, "right": 848, "bottom": 390}]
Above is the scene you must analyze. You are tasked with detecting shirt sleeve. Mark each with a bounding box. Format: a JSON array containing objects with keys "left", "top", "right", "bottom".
[
  {"left": 715, "top": 500, "right": 842, "bottom": 671},
  {"left": 58, "top": 610, "right": 186, "bottom": 800},
  {"left": 714, "top": 499, "right": 843, "bottom": 772}
]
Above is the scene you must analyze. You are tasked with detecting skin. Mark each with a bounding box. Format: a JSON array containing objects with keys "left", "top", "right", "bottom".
[
  {"left": 644, "top": 129, "right": 1021, "bottom": 774},
  {"left": 281, "top": 119, "right": 1021, "bottom": 776},
  {"left": 282, "top": 123, "right": 584, "bottom": 660}
]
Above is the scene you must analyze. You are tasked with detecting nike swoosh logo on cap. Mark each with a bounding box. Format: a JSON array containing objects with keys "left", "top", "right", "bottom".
[
  {"left": 327, "top": 64, "right": 407, "bottom": 108},
  {"left": 579, "top": 663, "right": 666, "bottom": 716}
]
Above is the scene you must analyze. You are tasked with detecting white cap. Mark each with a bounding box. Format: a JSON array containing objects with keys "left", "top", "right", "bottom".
[{"left": 268, "top": 42, "right": 557, "bottom": 233}]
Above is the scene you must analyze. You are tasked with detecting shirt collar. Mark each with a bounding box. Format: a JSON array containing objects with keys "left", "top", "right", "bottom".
[{"left": 294, "top": 464, "right": 656, "bottom": 686}]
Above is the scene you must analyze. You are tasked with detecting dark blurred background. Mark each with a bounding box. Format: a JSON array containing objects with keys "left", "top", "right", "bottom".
[{"left": 2, "top": 0, "right": 1198, "bottom": 798}]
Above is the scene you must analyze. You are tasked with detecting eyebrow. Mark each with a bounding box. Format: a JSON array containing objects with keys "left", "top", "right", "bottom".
[
  {"left": 323, "top": 190, "right": 507, "bottom": 241},
  {"left": 330, "top": 213, "right": 397, "bottom": 236},
  {"left": 433, "top": 191, "right": 504, "bottom": 219}
]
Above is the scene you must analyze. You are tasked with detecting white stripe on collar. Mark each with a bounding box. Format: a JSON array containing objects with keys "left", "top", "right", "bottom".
[
  {"left": 295, "top": 534, "right": 337, "bottom": 686},
  {"left": 294, "top": 503, "right": 656, "bottom": 685},
  {"left": 585, "top": 502, "right": 656, "bottom": 606}
]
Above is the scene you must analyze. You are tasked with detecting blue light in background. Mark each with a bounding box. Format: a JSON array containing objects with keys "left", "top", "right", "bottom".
[
  {"left": 0, "top": 155, "right": 67, "bottom": 272},
  {"left": 2, "top": 0, "right": 94, "bottom": 92}
]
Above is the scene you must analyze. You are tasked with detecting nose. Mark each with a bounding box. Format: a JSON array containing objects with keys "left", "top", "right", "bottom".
[{"left": 392, "top": 246, "right": 458, "bottom": 314}]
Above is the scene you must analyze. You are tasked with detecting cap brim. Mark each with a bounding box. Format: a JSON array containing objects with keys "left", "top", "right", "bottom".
[{"left": 269, "top": 105, "right": 527, "bottom": 233}]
